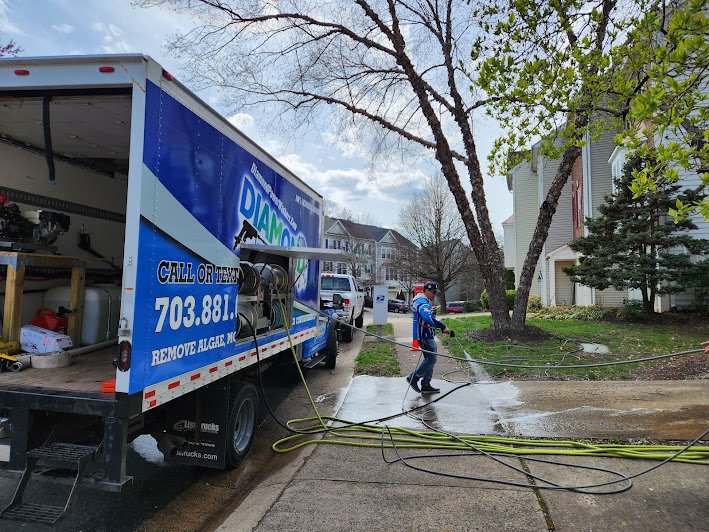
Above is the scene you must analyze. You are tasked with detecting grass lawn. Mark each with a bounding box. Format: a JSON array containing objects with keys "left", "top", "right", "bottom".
[
  {"left": 440, "top": 315, "right": 708, "bottom": 380},
  {"left": 366, "top": 323, "right": 394, "bottom": 336},
  {"left": 355, "top": 342, "right": 401, "bottom": 376}
]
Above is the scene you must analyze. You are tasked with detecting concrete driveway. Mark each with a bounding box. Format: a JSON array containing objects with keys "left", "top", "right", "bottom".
[{"left": 219, "top": 310, "right": 709, "bottom": 531}]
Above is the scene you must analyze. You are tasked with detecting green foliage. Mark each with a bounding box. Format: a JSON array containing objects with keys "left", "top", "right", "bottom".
[
  {"left": 464, "top": 300, "right": 482, "bottom": 312},
  {"left": 503, "top": 268, "right": 515, "bottom": 290},
  {"left": 354, "top": 342, "right": 400, "bottom": 376},
  {"left": 617, "top": 0, "right": 709, "bottom": 221},
  {"left": 481, "top": 289, "right": 516, "bottom": 310},
  {"left": 471, "top": 0, "right": 628, "bottom": 177},
  {"left": 565, "top": 154, "right": 709, "bottom": 313},
  {"left": 527, "top": 296, "right": 543, "bottom": 310},
  {"left": 505, "top": 289, "right": 516, "bottom": 309},
  {"left": 527, "top": 305, "right": 611, "bottom": 321},
  {"left": 442, "top": 314, "right": 708, "bottom": 380},
  {"left": 616, "top": 301, "right": 646, "bottom": 321},
  {"left": 366, "top": 323, "right": 394, "bottom": 336}
]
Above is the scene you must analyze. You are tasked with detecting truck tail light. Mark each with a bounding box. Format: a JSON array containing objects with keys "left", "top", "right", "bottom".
[
  {"left": 14, "top": 69, "right": 30, "bottom": 76},
  {"left": 99, "top": 66, "right": 115, "bottom": 73},
  {"left": 117, "top": 340, "right": 132, "bottom": 372}
]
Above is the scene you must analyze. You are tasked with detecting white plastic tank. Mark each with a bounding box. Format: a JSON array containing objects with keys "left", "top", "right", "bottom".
[{"left": 43, "top": 283, "right": 122, "bottom": 346}]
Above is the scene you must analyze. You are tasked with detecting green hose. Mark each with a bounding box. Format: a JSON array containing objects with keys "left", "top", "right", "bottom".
[{"left": 271, "top": 303, "right": 709, "bottom": 468}]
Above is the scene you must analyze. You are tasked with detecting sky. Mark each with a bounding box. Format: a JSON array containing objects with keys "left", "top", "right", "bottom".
[{"left": 0, "top": 0, "right": 512, "bottom": 236}]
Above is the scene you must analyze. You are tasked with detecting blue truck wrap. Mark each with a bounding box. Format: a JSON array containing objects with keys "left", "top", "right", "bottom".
[{"left": 127, "top": 80, "right": 322, "bottom": 397}]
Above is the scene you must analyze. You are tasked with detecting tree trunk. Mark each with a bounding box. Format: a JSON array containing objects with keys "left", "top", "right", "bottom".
[{"left": 511, "top": 144, "right": 582, "bottom": 331}]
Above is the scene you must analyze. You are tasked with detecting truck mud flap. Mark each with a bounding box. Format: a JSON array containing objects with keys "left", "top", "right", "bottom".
[{"left": 161, "top": 381, "right": 230, "bottom": 469}]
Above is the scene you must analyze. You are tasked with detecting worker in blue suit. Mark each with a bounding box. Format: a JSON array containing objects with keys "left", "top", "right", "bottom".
[{"left": 406, "top": 281, "right": 451, "bottom": 394}]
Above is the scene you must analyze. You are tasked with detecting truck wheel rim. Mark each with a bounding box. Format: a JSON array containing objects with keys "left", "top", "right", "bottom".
[{"left": 233, "top": 397, "right": 256, "bottom": 453}]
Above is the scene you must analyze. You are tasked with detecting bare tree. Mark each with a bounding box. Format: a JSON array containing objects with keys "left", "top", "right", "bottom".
[
  {"left": 138, "top": 0, "right": 623, "bottom": 333},
  {"left": 398, "top": 174, "right": 470, "bottom": 313},
  {"left": 138, "top": 0, "right": 516, "bottom": 329},
  {"left": 0, "top": 38, "right": 21, "bottom": 57}
]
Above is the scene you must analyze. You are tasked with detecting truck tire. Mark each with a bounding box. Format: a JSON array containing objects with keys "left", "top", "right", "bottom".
[
  {"left": 341, "top": 318, "right": 353, "bottom": 343},
  {"left": 355, "top": 311, "right": 364, "bottom": 329},
  {"left": 226, "top": 382, "right": 258, "bottom": 469},
  {"left": 322, "top": 323, "right": 339, "bottom": 369}
]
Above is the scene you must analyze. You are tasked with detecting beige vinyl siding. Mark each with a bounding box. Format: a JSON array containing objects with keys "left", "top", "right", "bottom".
[
  {"left": 512, "top": 163, "right": 541, "bottom": 297},
  {"left": 589, "top": 129, "right": 618, "bottom": 219},
  {"left": 667, "top": 156, "right": 709, "bottom": 309},
  {"left": 596, "top": 287, "right": 627, "bottom": 308},
  {"left": 542, "top": 149, "right": 573, "bottom": 254},
  {"left": 503, "top": 222, "right": 516, "bottom": 269}
]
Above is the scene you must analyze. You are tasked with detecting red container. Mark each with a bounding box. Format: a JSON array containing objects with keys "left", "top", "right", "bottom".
[{"left": 30, "top": 307, "right": 68, "bottom": 333}]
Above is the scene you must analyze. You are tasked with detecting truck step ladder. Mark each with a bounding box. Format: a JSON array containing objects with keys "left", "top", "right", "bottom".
[
  {"left": 1, "top": 443, "right": 99, "bottom": 524},
  {"left": 302, "top": 353, "right": 327, "bottom": 368}
]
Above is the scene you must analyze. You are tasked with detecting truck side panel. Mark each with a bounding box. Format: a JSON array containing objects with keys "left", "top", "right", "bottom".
[{"left": 121, "top": 79, "right": 322, "bottom": 400}]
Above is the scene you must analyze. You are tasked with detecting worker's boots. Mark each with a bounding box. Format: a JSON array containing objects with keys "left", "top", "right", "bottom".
[{"left": 420, "top": 382, "right": 440, "bottom": 394}]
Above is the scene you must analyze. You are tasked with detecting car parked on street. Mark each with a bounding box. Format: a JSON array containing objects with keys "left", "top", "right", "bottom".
[
  {"left": 388, "top": 299, "right": 410, "bottom": 313},
  {"left": 446, "top": 301, "right": 465, "bottom": 313}
]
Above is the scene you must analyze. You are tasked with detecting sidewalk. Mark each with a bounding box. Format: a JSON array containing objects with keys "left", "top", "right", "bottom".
[{"left": 218, "top": 313, "right": 709, "bottom": 531}]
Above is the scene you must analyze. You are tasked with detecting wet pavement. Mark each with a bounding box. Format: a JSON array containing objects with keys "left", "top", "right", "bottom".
[
  {"left": 0, "top": 329, "right": 364, "bottom": 532},
  {"left": 218, "top": 311, "right": 709, "bottom": 531}
]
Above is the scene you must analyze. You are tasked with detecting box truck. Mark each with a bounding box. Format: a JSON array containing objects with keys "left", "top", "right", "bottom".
[{"left": 0, "top": 54, "right": 340, "bottom": 524}]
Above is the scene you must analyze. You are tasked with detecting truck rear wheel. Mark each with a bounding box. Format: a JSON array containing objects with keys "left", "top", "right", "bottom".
[
  {"left": 322, "top": 323, "right": 339, "bottom": 369},
  {"left": 226, "top": 382, "right": 258, "bottom": 469},
  {"left": 354, "top": 312, "right": 364, "bottom": 329},
  {"left": 341, "top": 318, "right": 353, "bottom": 343}
]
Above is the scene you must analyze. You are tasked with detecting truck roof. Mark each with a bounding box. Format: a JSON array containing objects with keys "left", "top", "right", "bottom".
[{"left": 0, "top": 54, "right": 323, "bottom": 203}]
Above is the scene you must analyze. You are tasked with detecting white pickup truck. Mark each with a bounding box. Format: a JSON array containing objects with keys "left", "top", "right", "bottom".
[{"left": 320, "top": 273, "right": 365, "bottom": 342}]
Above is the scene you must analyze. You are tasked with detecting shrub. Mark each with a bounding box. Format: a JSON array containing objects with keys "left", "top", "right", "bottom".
[
  {"left": 527, "top": 295, "right": 542, "bottom": 310},
  {"left": 480, "top": 289, "right": 515, "bottom": 310},
  {"left": 464, "top": 300, "right": 482, "bottom": 312},
  {"left": 616, "top": 300, "right": 646, "bottom": 321},
  {"left": 527, "top": 305, "right": 611, "bottom": 321},
  {"left": 505, "top": 289, "right": 516, "bottom": 310}
]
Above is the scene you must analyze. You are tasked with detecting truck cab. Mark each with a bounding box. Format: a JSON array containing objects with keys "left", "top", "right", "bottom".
[{"left": 319, "top": 273, "right": 365, "bottom": 342}]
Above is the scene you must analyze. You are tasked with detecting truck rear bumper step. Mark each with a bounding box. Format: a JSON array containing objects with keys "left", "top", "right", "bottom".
[{"left": 2, "top": 502, "right": 65, "bottom": 524}]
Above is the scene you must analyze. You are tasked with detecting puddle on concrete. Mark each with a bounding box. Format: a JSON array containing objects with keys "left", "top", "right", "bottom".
[
  {"left": 335, "top": 376, "right": 703, "bottom": 439},
  {"left": 335, "top": 375, "right": 518, "bottom": 434}
]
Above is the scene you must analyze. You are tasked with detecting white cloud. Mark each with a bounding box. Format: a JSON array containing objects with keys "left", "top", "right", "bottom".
[
  {"left": 51, "top": 23, "right": 74, "bottom": 34},
  {"left": 0, "top": 0, "right": 23, "bottom": 35},
  {"left": 92, "top": 21, "right": 132, "bottom": 53},
  {"left": 228, "top": 113, "right": 254, "bottom": 130}
]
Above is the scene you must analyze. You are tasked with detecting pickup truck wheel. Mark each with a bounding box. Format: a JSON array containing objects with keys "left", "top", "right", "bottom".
[
  {"left": 341, "top": 318, "right": 353, "bottom": 343},
  {"left": 322, "top": 323, "right": 338, "bottom": 369},
  {"left": 225, "top": 382, "right": 258, "bottom": 469},
  {"left": 354, "top": 312, "right": 364, "bottom": 329}
]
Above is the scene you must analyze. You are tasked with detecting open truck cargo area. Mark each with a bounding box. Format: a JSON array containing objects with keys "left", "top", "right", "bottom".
[{"left": 0, "top": 54, "right": 340, "bottom": 524}]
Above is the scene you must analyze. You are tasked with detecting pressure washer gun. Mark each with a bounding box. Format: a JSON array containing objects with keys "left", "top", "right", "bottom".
[{"left": 233, "top": 220, "right": 267, "bottom": 250}]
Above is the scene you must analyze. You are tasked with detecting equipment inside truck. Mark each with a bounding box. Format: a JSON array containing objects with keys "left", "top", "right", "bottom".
[{"left": 0, "top": 89, "right": 130, "bottom": 388}]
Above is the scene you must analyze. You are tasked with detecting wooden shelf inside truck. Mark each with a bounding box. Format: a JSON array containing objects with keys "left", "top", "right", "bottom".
[
  {"left": 0, "top": 251, "right": 86, "bottom": 346},
  {"left": 0, "top": 346, "right": 115, "bottom": 396}
]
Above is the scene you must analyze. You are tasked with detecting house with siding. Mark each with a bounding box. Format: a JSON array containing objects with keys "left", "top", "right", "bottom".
[
  {"left": 323, "top": 217, "right": 416, "bottom": 299},
  {"left": 504, "top": 128, "right": 708, "bottom": 311}
]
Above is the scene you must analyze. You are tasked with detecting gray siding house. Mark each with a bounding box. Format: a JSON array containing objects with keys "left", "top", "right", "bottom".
[{"left": 505, "top": 127, "right": 708, "bottom": 311}]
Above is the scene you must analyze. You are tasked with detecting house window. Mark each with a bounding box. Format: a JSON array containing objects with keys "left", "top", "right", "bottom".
[
  {"left": 323, "top": 261, "right": 333, "bottom": 272},
  {"left": 337, "top": 262, "right": 347, "bottom": 274},
  {"left": 325, "top": 238, "right": 329, "bottom": 249}
]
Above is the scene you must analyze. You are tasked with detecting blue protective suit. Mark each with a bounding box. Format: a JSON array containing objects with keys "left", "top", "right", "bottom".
[{"left": 411, "top": 293, "right": 446, "bottom": 341}]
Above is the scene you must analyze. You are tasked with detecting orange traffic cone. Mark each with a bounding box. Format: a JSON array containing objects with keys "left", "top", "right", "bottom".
[{"left": 409, "top": 339, "right": 419, "bottom": 351}]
